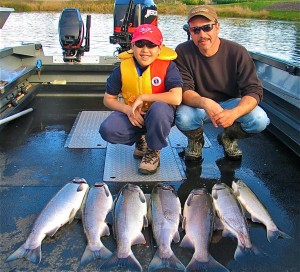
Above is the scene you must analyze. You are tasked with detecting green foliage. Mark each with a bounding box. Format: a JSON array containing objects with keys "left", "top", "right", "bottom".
[
  {"left": 216, "top": 0, "right": 249, "bottom": 3},
  {"left": 182, "top": 0, "right": 205, "bottom": 5}
]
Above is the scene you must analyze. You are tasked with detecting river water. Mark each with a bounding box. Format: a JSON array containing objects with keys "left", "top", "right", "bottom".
[{"left": 1, "top": 12, "right": 300, "bottom": 66}]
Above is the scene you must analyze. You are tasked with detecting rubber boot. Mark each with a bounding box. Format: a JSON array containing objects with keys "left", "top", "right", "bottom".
[
  {"left": 218, "top": 122, "right": 252, "bottom": 160},
  {"left": 181, "top": 126, "right": 204, "bottom": 161}
]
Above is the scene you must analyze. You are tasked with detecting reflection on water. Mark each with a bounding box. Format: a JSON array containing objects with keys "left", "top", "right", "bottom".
[{"left": 1, "top": 12, "right": 299, "bottom": 66}]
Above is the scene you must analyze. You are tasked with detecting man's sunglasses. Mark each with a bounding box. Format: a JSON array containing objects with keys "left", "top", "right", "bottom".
[
  {"left": 134, "top": 40, "right": 158, "bottom": 49},
  {"left": 189, "top": 24, "right": 216, "bottom": 34}
]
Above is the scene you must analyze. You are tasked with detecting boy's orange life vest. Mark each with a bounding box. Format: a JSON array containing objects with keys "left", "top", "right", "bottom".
[{"left": 118, "top": 45, "right": 177, "bottom": 110}]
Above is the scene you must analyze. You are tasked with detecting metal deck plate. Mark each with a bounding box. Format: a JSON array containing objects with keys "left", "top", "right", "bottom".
[
  {"left": 66, "top": 111, "right": 211, "bottom": 149},
  {"left": 103, "top": 143, "right": 186, "bottom": 182},
  {"left": 65, "top": 111, "right": 111, "bottom": 148}
]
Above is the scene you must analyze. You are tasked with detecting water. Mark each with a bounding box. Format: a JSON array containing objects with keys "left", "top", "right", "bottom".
[{"left": 1, "top": 12, "right": 300, "bottom": 66}]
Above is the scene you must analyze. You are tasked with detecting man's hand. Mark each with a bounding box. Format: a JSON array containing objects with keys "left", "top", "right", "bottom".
[
  {"left": 203, "top": 98, "right": 224, "bottom": 127},
  {"left": 213, "top": 109, "right": 238, "bottom": 128}
]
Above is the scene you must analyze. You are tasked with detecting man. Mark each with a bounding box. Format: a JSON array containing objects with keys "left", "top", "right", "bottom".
[
  {"left": 175, "top": 5, "right": 270, "bottom": 161},
  {"left": 99, "top": 24, "right": 183, "bottom": 174}
]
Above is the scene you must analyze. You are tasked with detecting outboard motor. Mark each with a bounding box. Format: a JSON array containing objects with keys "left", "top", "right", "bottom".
[
  {"left": 58, "top": 8, "right": 91, "bottom": 62},
  {"left": 110, "top": 0, "right": 158, "bottom": 54}
]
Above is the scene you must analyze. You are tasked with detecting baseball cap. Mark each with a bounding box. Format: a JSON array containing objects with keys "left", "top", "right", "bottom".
[
  {"left": 187, "top": 5, "right": 218, "bottom": 23},
  {"left": 131, "top": 24, "right": 163, "bottom": 46}
]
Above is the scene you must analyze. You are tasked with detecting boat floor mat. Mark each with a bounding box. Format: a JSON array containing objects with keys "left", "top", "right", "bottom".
[
  {"left": 103, "top": 143, "right": 186, "bottom": 182},
  {"left": 65, "top": 111, "right": 111, "bottom": 148},
  {"left": 65, "top": 111, "right": 211, "bottom": 149}
]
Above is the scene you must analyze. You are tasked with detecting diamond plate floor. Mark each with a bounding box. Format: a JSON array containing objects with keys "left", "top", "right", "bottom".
[
  {"left": 65, "top": 111, "right": 111, "bottom": 148},
  {"left": 65, "top": 111, "right": 211, "bottom": 182},
  {"left": 65, "top": 111, "right": 211, "bottom": 149},
  {"left": 103, "top": 143, "right": 186, "bottom": 182}
]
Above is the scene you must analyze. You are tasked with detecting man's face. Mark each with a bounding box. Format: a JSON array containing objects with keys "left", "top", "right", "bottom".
[{"left": 189, "top": 16, "right": 220, "bottom": 56}]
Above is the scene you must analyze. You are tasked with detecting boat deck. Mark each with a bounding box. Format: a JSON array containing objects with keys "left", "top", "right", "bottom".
[{"left": 0, "top": 87, "right": 299, "bottom": 272}]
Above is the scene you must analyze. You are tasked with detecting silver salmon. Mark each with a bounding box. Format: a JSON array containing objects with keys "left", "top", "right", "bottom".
[
  {"left": 148, "top": 183, "right": 185, "bottom": 272},
  {"left": 100, "top": 183, "right": 148, "bottom": 272},
  {"left": 212, "top": 183, "right": 257, "bottom": 260},
  {"left": 232, "top": 180, "right": 292, "bottom": 242},
  {"left": 181, "top": 188, "right": 229, "bottom": 272},
  {"left": 6, "top": 177, "right": 89, "bottom": 264},
  {"left": 80, "top": 182, "right": 113, "bottom": 265}
]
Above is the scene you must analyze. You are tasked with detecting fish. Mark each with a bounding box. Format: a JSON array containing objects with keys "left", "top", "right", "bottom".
[
  {"left": 6, "top": 177, "right": 89, "bottom": 264},
  {"left": 232, "top": 180, "right": 292, "bottom": 242},
  {"left": 147, "top": 183, "right": 185, "bottom": 272},
  {"left": 181, "top": 188, "right": 229, "bottom": 272},
  {"left": 212, "top": 183, "right": 258, "bottom": 260},
  {"left": 100, "top": 183, "right": 148, "bottom": 272},
  {"left": 80, "top": 182, "right": 113, "bottom": 265}
]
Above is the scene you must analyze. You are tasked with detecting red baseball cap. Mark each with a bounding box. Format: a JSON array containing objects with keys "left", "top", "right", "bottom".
[{"left": 131, "top": 24, "right": 163, "bottom": 46}]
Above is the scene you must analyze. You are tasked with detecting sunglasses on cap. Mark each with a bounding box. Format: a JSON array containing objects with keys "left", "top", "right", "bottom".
[
  {"left": 134, "top": 40, "right": 158, "bottom": 49},
  {"left": 189, "top": 24, "right": 216, "bottom": 34}
]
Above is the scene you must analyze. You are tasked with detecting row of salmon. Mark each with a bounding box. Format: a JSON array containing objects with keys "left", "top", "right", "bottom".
[{"left": 6, "top": 178, "right": 291, "bottom": 271}]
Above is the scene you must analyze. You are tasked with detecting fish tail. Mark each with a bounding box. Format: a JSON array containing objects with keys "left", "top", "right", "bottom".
[
  {"left": 148, "top": 250, "right": 185, "bottom": 272},
  {"left": 100, "top": 251, "right": 142, "bottom": 272},
  {"left": 6, "top": 243, "right": 41, "bottom": 264},
  {"left": 80, "top": 244, "right": 112, "bottom": 266},
  {"left": 234, "top": 243, "right": 265, "bottom": 260},
  {"left": 267, "top": 229, "right": 292, "bottom": 243},
  {"left": 185, "top": 255, "right": 229, "bottom": 272}
]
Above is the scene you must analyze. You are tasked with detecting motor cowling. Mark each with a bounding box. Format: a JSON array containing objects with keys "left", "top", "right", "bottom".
[
  {"left": 110, "top": 0, "right": 158, "bottom": 55},
  {"left": 58, "top": 8, "right": 90, "bottom": 62}
]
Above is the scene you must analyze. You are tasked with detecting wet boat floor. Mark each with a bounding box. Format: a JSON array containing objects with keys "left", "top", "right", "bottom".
[{"left": 0, "top": 89, "right": 299, "bottom": 272}]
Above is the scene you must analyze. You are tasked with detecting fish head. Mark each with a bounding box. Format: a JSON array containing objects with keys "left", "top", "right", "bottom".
[
  {"left": 94, "top": 182, "right": 111, "bottom": 197},
  {"left": 71, "top": 177, "right": 89, "bottom": 192},
  {"left": 212, "top": 183, "right": 231, "bottom": 199},
  {"left": 123, "top": 183, "right": 146, "bottom": 203},
  {"left": 186, "top": 188, "right": 208, "bottom": 206},
  {"left": 231, "top": 180, "right": 247, "bottom": 196},
  {"left": 153, "top": 183, "right": 177, "bottom": 197}
]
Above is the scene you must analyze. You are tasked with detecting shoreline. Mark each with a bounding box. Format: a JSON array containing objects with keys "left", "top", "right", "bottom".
[{"left": 1, "top": 1, "right": 299, "bottom": 21}]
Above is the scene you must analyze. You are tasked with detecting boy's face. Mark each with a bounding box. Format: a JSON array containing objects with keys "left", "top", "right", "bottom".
[{"left": 132, "top": 40, "right": 161, "bottom": 68}]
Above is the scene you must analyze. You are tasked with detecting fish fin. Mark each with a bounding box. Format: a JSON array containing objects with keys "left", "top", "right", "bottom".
[
  {"left": 212, "top": 189, "right": 218, "bottom": 199},
  {"left": 46, "top": 226, "right": 60, "bottom": 237},
  {"left": 234, "top": 244, "right": 264, "bottom": 260},
  {"left": 185, "top": 255, "right": 229, "bottom": 272},
  {"left": 179, "top": 234, "right": 194, "bottom": 250},
  {"left": 267, "top": 229, "right": 293, "bottom": 243},
  {"left": 139, "top": 191, "right": 146, "bottom": 203},
  {"left": 100, "top": 251, "right": 142, "bottom": 272},
  {"left": 213, "top": 216, "right": 224, "bottom": 230},
  {"left": 77, "top": 183, "right": 86, "bottom": 192},
  {"left": 80, "top": 245, "right": 112, "bottom": 266},
  {"left": 221, "top": 228, "right": 232, "bottom": 238},
  {"left": 101, "top": 223, "right": 111, "bottom": 237},
  {"left": 232, "top": 182, "right": 240, "bottom": 197},
  {"left": 104, "top": 185, "right": 110, "bottom": 197},
  {"left": 234, "top": 245, "right": 244, "bottom": 260},
  {"left": 143, "top": 215, "right": 149, "bottom": 228},
  {"left": 132, "top": 233, "right": 146, "bottom": 245},
  {"left": 173, "top": 231, "right": 181, "bottom": 244},
  {"left": 6, "top": 243, "right": 41, "bottom": 264},
  {"left": 250, "top": 215, "right": 262, "bottom": 223},
  {"left": 148, "top": 249, "right": 185, "bottom": 272},
  {"left": 182, "top": 217, "right": 186, "bottom": 230},
  {"left": 69, "top": 208, "right": 77, "bottom": 224},
  {"left": 105, "top": 210, "right": 113, "bottom": 226},
  {"left": 186, "top": 193, "right": 193, "bottom": 206}
]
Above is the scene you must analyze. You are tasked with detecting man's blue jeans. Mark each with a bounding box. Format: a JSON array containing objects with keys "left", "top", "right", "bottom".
[{"left": 175, "top": 98, "right": 270, "bottom": 133}]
